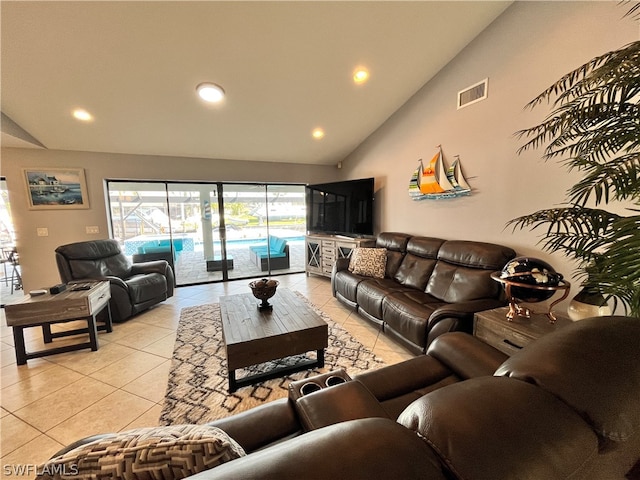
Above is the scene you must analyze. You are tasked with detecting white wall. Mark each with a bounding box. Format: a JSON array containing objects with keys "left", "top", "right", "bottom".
[
  {"left": 342, "top": 1, "right": 638, "bottom": 310},
  {"left": 1, "top": 148, "right": 339, "bottom": 290}
]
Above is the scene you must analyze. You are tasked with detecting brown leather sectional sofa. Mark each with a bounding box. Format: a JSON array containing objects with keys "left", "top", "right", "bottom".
[
  {"left": 332, "top": 232, "right": 517, "bottom": 353},
  {"left": 183, "top": 317, "right": 640, "bottom": 479},
  {"left": 48, "top": 317, "right": 640, "bottom": 479}
]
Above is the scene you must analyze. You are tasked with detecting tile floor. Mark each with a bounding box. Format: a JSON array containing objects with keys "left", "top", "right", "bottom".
[{"left": 0, "top": 273, "right": 414, "bottom": 471}]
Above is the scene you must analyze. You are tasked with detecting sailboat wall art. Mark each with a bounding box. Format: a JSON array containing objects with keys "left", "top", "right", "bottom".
[{"left": 408, "top": 146, "right": 472, "bottom": 200}]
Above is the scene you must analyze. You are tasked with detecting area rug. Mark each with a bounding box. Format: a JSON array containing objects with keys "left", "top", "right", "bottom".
[{"left": 158, "top": 294, "right": 385, "bottom": 425}]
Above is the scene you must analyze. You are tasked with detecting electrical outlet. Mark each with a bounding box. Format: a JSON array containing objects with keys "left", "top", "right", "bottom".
[
  {"left": 37, "top": 227, "right": 49, "bottom": 237},
  {"left": 86, "top": 226, "right": 100, "bottom": 234}
]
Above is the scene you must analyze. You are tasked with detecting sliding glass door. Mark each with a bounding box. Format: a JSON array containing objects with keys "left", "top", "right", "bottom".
[
  {"left": 220, "top": 183, "right": 306, "bottom": 280},
  {"left": 106, "top": 180, "right": 305, "bottom": 286}
]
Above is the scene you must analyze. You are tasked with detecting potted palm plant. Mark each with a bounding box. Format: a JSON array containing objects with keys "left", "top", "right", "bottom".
[{"left": 508, "top": 6, "right": 639, "bottom": 317}]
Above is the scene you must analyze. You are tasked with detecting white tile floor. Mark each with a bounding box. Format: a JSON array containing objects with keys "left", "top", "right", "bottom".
[{"left": 0, "top": 273, "right": 414, "bottom": 469}]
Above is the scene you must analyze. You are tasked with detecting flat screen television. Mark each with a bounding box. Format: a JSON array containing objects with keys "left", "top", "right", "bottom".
[{"left": 306, "top": 177, "right": 374, "bottom": 237}]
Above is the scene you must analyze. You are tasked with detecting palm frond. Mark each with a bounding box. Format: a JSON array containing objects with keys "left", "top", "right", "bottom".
[
  {"left": 511, "top": 18, "right": 640, "bottom": 316},
  {"left": 567, "top": 153, "right": 640, "bottom": 205},
  {"left": 507, "top": 206, "right": 620, "bottom": 262},
  {"left": 621, "top": 1, "right": 640, "bottom": 19},
  {"left": 522, "top": 40, "right": 640, "bottom": 111}
]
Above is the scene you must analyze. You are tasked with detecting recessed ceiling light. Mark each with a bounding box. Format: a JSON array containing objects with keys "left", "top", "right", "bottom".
[
  {"left": 312, "top": 128, "right": 325, "bottom": 140},
  {"left": 353, "top": 67, "right": 369, "bottom": 85},
  {"left": 72, "top": 108, "right": 93, "bottom": 122},
  {"left": 196, "top": 83, "right": 225, "bottom": 103}
]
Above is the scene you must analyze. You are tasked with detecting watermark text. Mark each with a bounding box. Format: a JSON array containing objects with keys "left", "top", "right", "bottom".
[{"left": 3, "top": 463, "right": 79, "bottom": 477}]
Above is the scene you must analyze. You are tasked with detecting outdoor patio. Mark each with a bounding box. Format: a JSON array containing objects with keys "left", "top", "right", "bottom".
[{"left": 173, "top": 238, "right": 306, "bottom": 285}]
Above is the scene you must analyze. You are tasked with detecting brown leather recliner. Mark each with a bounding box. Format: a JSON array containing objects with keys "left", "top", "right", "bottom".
[{"left": 55, "top": 239, "right": 174, "bottom": 322}]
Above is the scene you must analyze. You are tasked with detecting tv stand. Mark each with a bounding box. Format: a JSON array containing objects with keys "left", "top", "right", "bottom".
[{"left": 305, "top": 234, "right": 375, "bottom": 277}]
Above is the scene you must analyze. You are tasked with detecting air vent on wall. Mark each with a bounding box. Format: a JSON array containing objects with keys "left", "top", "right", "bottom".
[{"left": 457, "top": 78, "right": 488, "bottom": 109}]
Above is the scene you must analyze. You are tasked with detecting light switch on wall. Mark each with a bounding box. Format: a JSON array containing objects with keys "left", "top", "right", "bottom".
[
  {"left": 36, "top": 227, "right": 49, "bottom": 236},
  {"left": 86, "top": 226, "right": 100, "bottom": 234}
]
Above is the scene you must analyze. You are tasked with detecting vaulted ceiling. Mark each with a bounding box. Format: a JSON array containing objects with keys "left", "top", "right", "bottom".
[{"left": 1, "top": 1, "right": 512, "bottom": 165}]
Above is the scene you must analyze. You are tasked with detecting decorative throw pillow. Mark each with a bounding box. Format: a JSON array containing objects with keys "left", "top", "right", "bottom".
[
  {"left": 348, "top": 248, "right": 387, "bottom": 278},
  {"left": 36, "top": 424, "right": 246, "bottom": 480}
]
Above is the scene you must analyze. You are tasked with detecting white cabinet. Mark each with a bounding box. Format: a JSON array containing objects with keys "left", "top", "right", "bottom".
[{"left": 305, "top": 234, "right": 375, "bottom": 277}]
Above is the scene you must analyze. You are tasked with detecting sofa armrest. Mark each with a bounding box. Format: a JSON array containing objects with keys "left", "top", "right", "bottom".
[
  {"left": 426, "top": 299, "right": 506, "bottom": 345},
  {"left": 130, "top": 260, "right": 175, "bottom": 295},
  {"left": 131, "top": 259, "right": 169, "bottom": 275},
  {"left": 295, "top": 381, "right": 390, "bottom": 431},
  {"left": 334, "top": 257, "right": 350, "bottom": 274},
  {"left": 427, "top": 332, "right": 507, "bottom": 379},
  {"left": 207, "top": 398, "right": 301, "bottom": 453},
  {"left": 353, "top": 355, "right": 455, "bottom": 403},
  {"left": 429, "top": 299, "right": 507, "bottom": 324},
  {"left": 331, "top": 257, "right": 351, "bottom": 295},
  {"left": 190, "top": 418, "right": 447, "bottom": 480}
]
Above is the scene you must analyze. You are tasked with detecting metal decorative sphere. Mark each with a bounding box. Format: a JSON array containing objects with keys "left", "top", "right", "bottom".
[
  {"left": 491, "top": 257, "right": 571, "bottom": 323},
  {"left": 499, "top": 257, "right": 563, "bottom": 302}
]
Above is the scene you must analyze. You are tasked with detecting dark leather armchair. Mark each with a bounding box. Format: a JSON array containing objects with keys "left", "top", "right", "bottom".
[{"left": 55, "top": 239, "right": 174, "bottom": 322}]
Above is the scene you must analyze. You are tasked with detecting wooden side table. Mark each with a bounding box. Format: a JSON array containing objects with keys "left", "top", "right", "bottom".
[
  {"left": 4, "top": 281, "right": 112, "bottom": 365},
  {"left": 474, "top": 306, "right": 572, "bottom": 356}
]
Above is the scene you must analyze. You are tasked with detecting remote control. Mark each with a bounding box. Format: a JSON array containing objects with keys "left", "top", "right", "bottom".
[{"left": 49, "top": 283, "right": 67, "bottom": 294}]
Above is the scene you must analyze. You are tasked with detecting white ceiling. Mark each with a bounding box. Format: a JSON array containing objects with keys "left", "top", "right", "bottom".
[{"left": 1, "top": 1, "right": 512, "bottom": 165}]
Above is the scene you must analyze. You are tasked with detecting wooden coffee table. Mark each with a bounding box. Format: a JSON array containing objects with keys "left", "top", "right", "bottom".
[
  {"left": 4, "top": 281, "right": 112, "bottom": 365},
  {"left": 220, "top": 288, "right": 328, "bottom": 392}
]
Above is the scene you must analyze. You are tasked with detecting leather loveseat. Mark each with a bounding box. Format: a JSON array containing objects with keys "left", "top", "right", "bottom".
[
  {"left": 43, "top": 316, "right": 640, "bottom": 480},
  {"left": 55, "top": 239, "right": 175, "bottom": 322},
  {"left": 332, "top": 232, "right": 517, "bottom": 353}
]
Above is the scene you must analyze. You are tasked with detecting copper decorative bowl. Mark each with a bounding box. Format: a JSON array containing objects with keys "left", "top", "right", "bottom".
[{"left": 248, "top": 278, "right": 279, "bottom": 311}]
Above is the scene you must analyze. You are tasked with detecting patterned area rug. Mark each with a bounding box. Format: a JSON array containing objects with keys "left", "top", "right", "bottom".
[{"left": 159, "top": 294, "right": 385, "bottom": 425}]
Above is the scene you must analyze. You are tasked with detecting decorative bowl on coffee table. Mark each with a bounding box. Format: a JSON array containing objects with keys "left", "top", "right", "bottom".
[{"left": 248, "top": 278, "right": 279, "bottom": 311}]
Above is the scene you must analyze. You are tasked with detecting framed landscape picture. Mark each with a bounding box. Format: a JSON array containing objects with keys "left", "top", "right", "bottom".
[{"left": 23, "top": 168, "right": 90, "bottom": 210}]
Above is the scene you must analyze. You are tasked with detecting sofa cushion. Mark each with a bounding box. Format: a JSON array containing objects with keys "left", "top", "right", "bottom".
[
  {"left": 392, "top": 237, "right": 443, "bottom": 289},
  {"left": 394, "top": 254, "right": 438, "bottom": 291},
  {"left": 382, "top": 290, "right": 444, "bottom": 349},
  {"left": 57, "top": 239, "right": 133, "bottom": 280},
  {"left": 376, "top": 232, "right": 411, "bottom": 277},
  {"left": 375, "top": 232, "right": 411, "bottom": 252},
  {"left": 332, "top": 270, "right": 364, "bottom": 304},
  {"left": 37, "top": 424, "right": 246, "bottom": 480},
  {"left": 356, "top": 278, "right": 413, "bottom": 321},
  {"left": 398, "top": 376, "right": 598, "bottom": 480},
  {"left": 67, "top": 257, "right": 132, "bottom": 280},
  {"left": 57, "top": 239, "right": 122, "bottom": 260},
  {"left": 426, "top": 261, "right": 502, "bottom": 303},
  {"left": 384, "top": 250, "right": 404, "bottom": 278},
  {"left": 269, "top": 236, "right": 287, "bottom": 254},
  {"left": 406, "top": 237, "right": 445, "bottom": 259},
  {"left": 495, "top": 316, "right": 640, "bottom": 444},
  {"left": 348, "top": 248, "right": 387, "bottom": 278},
  {"left": 437, "top": 240, "right": 516, "bottom": 270}
]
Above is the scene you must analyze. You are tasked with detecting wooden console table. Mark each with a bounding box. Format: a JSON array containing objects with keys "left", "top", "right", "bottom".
[
  {"left": 305, "top": 234, "right": 375, "bottom": 277},
  {"left": 474, "top": 306, "right": 572, "bottom": 356},
  {"left": 4, "top": 281, "right": 112, "bottom": 365}
]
